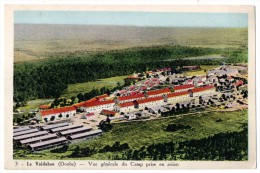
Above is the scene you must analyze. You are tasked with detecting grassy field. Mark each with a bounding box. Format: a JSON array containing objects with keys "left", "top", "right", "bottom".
[
  {"left": 62, "top": 75, "right": 127, "bottom": 98},
  {"left": 184, "top": 65, "right": 220, "bottom": 76},
  {"left": 14, "top": 109, "right": 247, "bottom": 160}
]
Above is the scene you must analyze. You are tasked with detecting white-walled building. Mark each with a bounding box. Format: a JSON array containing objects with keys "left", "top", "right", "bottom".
[
  {"left": 173, "top": 84, "right": 194, "bottom": 92},
  {"left": 134, "top": 96, "right": 165, "bottom": 109},
  {"left": 36, "top": 106, "right": 76, "bottom": 122},
  {"left": 146, "top": 88, "right": 171, "bottom": 98},
  {"left": 81, "top": 100, "right": 115, "bottom": 113},
  {"left": 116, "top": 93, "right": 145, "bottom": 103},
  {"left": 114, "top": 102, "right": 135, "bottom": 113},
  {"left": 191, "top": 85, "right": 215, "bottom": 97},
  {"left": 166, "top": 91, "right": 190, "bottom": 104}
]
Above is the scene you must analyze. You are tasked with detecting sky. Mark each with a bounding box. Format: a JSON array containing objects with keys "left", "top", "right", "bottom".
[{"left": 14, "top": 11, "right": 248, "bottom": 28}]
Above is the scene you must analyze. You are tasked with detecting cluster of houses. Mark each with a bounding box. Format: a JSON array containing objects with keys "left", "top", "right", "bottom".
[{"left": 35, "top": 66, "right": 244, "bottom": 122}]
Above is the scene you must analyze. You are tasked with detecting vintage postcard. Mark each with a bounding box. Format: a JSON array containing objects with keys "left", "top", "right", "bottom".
[{"left": 4, "top": 5, "right": 256, "bottom": 170}]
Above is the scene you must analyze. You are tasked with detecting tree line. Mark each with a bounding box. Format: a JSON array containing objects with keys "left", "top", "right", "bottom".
[
  {"left": 54, "top": 124, "right": 247, "bottom": 160},
  {"left": 14, "top": 45, "right": 246, "bottom": 104}
]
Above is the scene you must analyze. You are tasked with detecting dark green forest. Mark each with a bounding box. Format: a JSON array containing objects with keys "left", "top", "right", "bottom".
[{"left": 14, "top": 45, "right": 247, "bottom": 103}]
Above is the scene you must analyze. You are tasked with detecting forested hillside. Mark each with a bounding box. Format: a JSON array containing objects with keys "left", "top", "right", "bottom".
[{"left": 14, "top": 45, "right": 247, "bottom": 104}]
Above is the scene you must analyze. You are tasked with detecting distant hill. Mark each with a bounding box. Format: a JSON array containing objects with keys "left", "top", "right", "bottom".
[{"left": 14, "top": 24, "right": 247, "bottom": 62}]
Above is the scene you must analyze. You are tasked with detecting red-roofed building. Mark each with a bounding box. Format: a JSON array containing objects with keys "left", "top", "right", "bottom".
[
  {"left": 96, "top": 94, "right": 109, "bottom": 101},
  {"left": 134, "top": 96, "right": 165, "bottom": 109},
  {"left": 173, "top": 84, "right": 194, "bottom": 92},
  {"left": 82, "top": 100, "right": 115, "bottom": 113},
  {"left": 146, "top": 88, "right": 171, "bottom": 98},
  {"left": 116, "top": 93, "right": 145, "bottom": 103},
  {"left": 38, "top": 105, "right": 50, "bottom": 110},
  {"left": 114, "top": 101, "right": 135, "bottom": 113},
  {"left": 36, "top": 106, "right": 76, "bottom": 122},
  {"left": 166, "top": 91, "right": 190, "bottom": 104},
  {"left": 235, "top": 80, "right": 244, "bottom": 87},
  {"left": 101, "top": 109, "right": 119, "bottom": 117},
  {"left": 191, "top": 85, "right": 215, "bottom": 97}
]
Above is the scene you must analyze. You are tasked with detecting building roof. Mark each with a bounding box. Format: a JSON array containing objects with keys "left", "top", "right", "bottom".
[
  {"left": 146, "top": 88, "right": 171, "bottom": 96},
  {"left": 59, "top": 126, "right": 93, "bottom": 136},
  {"left": 118, "top": 93, "right": 145, "bottom": 101},
  {"left": 118, "top": 102, "right": 135, "bottom": 108},
  {"left": 101, "top": 109, "right": 118, "bottom": 116},
  {"left": 39, "top": 105, "right": 50, "bottom": 109},
  {"left": 96, "top": 94, "right": 108, "bottom": 100},
  {"left": 14, "top": 131, "right": 48, "bottom": 141},
  {"left": 167, "top": 91, "right": 189, "bottom": 98},
  {"left": 235, "top": 80, "right": 244, "bottom": 86},
  {"left": 40, "top": 106, "right": 76, "bottom": 116},
  {"left": 68, "top": 129, "right": 103, "bottom": 140},
  {"left": 85, "top": 100, "right": 115, "bottom": 108},
  {"left": 137, "top": 96, "right": 164, "bottom": 104},
  {"left": 191, "top": 85, "right": 215, "bottom": 93},
  {"left": 174, "top": 84, "right": 194, "bottom": 91},
  {"left": 73, "top": 101, "right": 86, "bottom": 107},
  {"left": 29, "top": 137, "right": 67, "bottom": 149},
  {"left": 13, "top": 128, "right": 39, "bottom": 137},
  {"left": 50, "top": 125, "right": 83, "bottom": 133},
  {"left": 41, "top": 122, "right": 69, "bottom": 130},
  {"left": 20, "top": 133, "right": 57, "bottom": 145},
  {"left": 13, "top": 126, "right": 30, "bottom": 133}
]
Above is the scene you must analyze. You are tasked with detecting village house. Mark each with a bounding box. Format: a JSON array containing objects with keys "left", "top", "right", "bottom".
[
  {"left": 116, "top": 93, "right": 145, "bottom": 103},
  {"left": 146, "top": 88, "right": 171, "bottom": 98},
  {"left": 36, "top": 106, "right": 76, "bottom": 122},
  {"left": 81, "top": 100, "right": 115, "bottom": 113},
  {"left": 134, "top": 96, "right": 165, "bottom": 109},
  {"left": 173, "top": 84, "right": 194, "bottom": 92}
]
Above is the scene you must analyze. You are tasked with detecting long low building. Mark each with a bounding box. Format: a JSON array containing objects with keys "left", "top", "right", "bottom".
[
  {"left": 166, "top": 91, "right": 190, "bottom": 104},
  {"left": 13, "top": 126, "right": 30, "bottom": 133},
  {"left": 28, "top": 137, "right": 68, "bottom": 151},
  {"left": 58, "top": 126, "right": 93, "bottom": 136},
  {"left": 146, "top": 88, "right": 171, "bottom": 98},
  {"left": 116, "top": 93, "right": 145, "bottom": 103},
  {"left": 134, "top": 96, "right": 165, "bottom": 109},
  {"left": 114, "top": 102, "right": 135, "bottom": 113},
  {"left": 67, "top": 129, "right": 103, "bottom": 141},
  {"left": 40, "top": 122, "right": 69, "bottom": 131},
  {"left": 49, "top": 125, "right": 83, "bottom": 133},
  {"left": 14, "top": 131, "right": 48, "bottom": 141},
  {"left": 20, "top": 134, "right": 57, "bottom": 145},
  {"left": 13, "top": 128, "right": 39, "bottom": 137},
  {"left": 36, "top": 106, "right": 76, "bottom": 122},
  {"left": 191, "top": 85, "right": 215, "bottom": 97},
  {"left": 81, "top": 100, "right": 115, "bottom": 113}
]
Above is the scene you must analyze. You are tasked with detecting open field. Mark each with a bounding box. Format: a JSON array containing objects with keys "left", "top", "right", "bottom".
[
  {"left": 62, "top": 75, "right": 126, "bottom": 98},
  {"left": 14, "top": 109, "right": 247, "bottom": 160},
  {"left": 14, "top": 24, "right": 247, "bottom": 63},
  {"left": 183, "top": 65, "right": 220, "bottom": 76}
]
